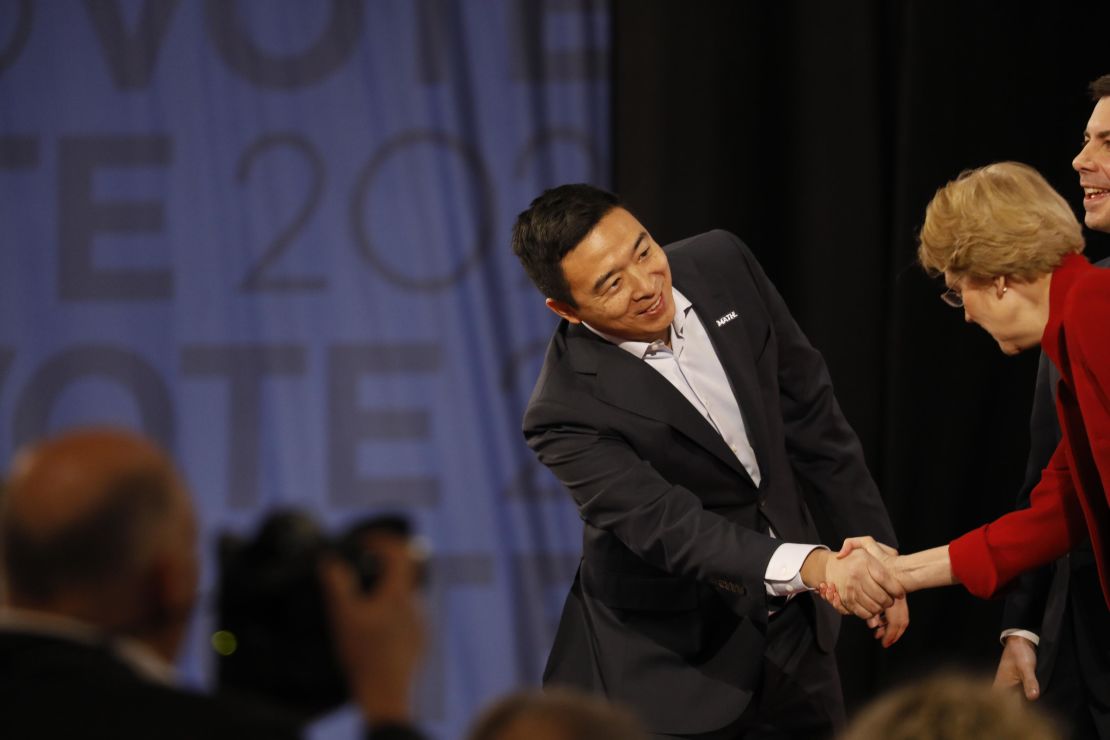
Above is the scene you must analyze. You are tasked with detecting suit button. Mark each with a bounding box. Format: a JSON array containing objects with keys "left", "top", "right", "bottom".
[{"left": 759, "top": 499, "right": 766, "bottom": 508}]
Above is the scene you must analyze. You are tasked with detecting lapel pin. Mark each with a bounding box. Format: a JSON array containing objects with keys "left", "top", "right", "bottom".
[{"left": 715, "top": 311, "right": 738, "bottom": 327}]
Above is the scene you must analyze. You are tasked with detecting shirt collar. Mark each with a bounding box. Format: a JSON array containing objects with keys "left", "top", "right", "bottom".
[{"left": 583, "top": 287, "right": 693, "bottom": 360}]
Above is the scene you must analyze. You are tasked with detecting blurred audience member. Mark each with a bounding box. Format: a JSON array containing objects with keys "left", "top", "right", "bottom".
[
  {"left": 0, "top": 426, "right": 425, "bottom": 740},
  {"left": 467, "top": 687, "right": 647, "bottom": 740},
  {"left": 839, "top": 672, "right": 1061, "bottom": 740}
]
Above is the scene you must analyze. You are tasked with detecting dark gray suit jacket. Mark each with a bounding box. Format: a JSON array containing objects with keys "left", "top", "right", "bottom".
[
  {"left": 0, "top": 630, "right": 425, "bottom": 740},
  {"left": 525, "top": 230, "right": 897, "bottom": 735},
  {"left": 0, "top": 631, "right": 299, "bottom": 740}
]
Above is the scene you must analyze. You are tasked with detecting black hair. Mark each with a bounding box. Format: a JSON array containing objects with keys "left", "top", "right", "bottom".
[
  {"left": 510, "top": 183, "right": 622, "bottom": 306},
  {"left": 1091, "top": 73, "right": 1110, "bottom": 100}
]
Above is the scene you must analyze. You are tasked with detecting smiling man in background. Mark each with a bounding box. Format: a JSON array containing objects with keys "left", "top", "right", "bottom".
[{"left": 992, "top": 73, "right": 1110, "bottom": 740}]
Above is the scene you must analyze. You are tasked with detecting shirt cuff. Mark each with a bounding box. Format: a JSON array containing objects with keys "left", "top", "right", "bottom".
[
  {"left": 765, "top": 543, "right": 826, "bottom": 596},
  {"left": 1000, "top": 628, "right": 1040, "bottom": 647}
]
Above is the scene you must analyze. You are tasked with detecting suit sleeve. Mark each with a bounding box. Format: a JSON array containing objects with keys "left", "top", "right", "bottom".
[
  {"left": 525, "top": 397, "right": 780, "bottom": 602},
  {"left": 726, "top": 235, "right": 897, "bottom": 548},
  {"left": 1000, "top": 353, "right": 1061, "bottom": 633},
  {"left": 950, "top": 441, "right": 1086, "bottom": 599}
]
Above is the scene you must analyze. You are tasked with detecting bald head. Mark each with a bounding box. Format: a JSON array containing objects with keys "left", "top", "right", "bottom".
[{"left": 1, "top": 428, "right": 198, "bottom": 655}]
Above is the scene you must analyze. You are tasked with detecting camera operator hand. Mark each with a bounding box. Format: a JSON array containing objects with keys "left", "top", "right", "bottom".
[{"left": 319, "top": 534, "right": 426, "bottom": 730}]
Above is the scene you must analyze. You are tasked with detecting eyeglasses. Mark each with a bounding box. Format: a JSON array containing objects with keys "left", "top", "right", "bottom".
[{"left": 940, "top": 287, "right": 963, "bottom": 308}]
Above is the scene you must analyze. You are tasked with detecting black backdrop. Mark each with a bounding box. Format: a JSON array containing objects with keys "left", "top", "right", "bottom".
[{"left": 612, "top": 0, "right": 1110, "bottom": 714}]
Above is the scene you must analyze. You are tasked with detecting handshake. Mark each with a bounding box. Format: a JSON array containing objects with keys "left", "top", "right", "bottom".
[{"left": 799, "top": 536, "right": 910, "bottom": 648}]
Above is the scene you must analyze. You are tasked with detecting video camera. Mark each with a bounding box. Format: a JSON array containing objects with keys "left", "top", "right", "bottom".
[{"left": 211, "top": 510, "right": 414, "bottom": 721}]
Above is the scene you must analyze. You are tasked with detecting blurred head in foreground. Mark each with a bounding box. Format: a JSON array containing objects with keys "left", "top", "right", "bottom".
[
  {"left": 0, "top": 427, "right": 199, "bottom": 662},
  {"left": 467, "top": 688, "right": 647, "bottom": 740},
  {"left": 839, "top": 672, "right": 1061, "bottom": 740}
]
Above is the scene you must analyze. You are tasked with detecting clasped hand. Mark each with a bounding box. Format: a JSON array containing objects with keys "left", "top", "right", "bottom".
[{"left": 807, "top": 537, "right": 909, "bottom": 647}]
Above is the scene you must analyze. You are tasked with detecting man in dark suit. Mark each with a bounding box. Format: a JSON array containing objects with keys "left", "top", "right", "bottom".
[
  {"left": 993, "top": 74, "right": 1110, "bottom": 740},
  {"left": 0, "top": 427, "right": 425, "bottom": 740},
  {"left": 511, "top": 185, "right": 907, "bottom": 739}
]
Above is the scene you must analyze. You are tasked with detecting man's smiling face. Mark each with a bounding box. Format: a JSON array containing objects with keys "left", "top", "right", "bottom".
[
  {"left": 1074, "top": 96, "right": 1110, "bottom": 232},
  {"left": 545, "top": 207, "right": 675, "bottom": 343}
]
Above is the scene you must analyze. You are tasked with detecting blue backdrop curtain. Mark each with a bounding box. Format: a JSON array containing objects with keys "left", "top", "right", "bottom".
[{"left": 0, "top": 2, "right": 610, "bottom": 738}]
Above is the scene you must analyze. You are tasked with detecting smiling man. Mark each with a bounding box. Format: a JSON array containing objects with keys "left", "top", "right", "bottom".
[
  {"left": 990, "top": 73, "right": 1110, "bottom": 740},
  {"left": 511, "top": 185, "right": 906, "bottom": 739},
  {"left": 1079, "top": 78, "right": 1110, "bottom": 232}
]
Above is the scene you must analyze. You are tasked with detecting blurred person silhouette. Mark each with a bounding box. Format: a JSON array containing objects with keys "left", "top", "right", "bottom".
[
  {"left": 838, "top": 672, "right": 1061, "bottom": 740},
  {"left": 467, "top": 687, "right": 647, "bottom": 740},
  {"left": 0, "top": 426, "right": 425, "bottom": 740}
]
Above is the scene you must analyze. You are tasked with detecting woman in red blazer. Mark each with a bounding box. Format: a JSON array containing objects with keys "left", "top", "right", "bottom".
[{"left": 824, "top": 161, "right": 1110, "bottom": 613}]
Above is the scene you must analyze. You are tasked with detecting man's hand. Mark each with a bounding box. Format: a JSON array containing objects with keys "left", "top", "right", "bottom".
[
  {"left": 837, "top": 535, "right": 898, "bottom": 563},
  {"left": 994, "top": 635, "right": 1040, "bottom": 701},
  {"left": 319, "top": 533, "right": 426, "bottom": 726},
  {"left": 800, "top": 545, "right": 904, "bottom": 620},
  {"left": 815, "top": 536, "right": 902, "bottom": 615}
]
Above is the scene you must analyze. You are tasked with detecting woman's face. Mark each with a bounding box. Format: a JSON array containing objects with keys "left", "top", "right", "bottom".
[{"left": 944, "top": 272, "right": 1041, "bottom": 355}]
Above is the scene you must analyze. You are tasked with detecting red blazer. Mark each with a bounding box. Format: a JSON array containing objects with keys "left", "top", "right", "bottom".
[{"left": 950, "top": 254, "right": 1110, "bottom": 608}]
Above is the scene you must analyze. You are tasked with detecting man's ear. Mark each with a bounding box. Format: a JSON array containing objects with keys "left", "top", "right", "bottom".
[
  {"left": 145, "top": 547, "right": 198, "bottom": 626},
  {"left": 545, "top": 298, "right": 582, "bottom": 325}
]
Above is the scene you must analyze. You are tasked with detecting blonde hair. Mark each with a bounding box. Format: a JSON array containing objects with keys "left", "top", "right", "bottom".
[
  {"left": 840, "top": 672, "right": 1061, "bottom": 740},
  {"left": 466, "top": 688, "right": 646, "bottom": 740},
  {"left": 918, "top": 161, "right": 1083, "bottom": 282}
]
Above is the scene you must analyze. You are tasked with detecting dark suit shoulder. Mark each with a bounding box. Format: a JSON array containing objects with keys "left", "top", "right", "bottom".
[
  {"left": 664, "top": 230, "right": 767, "bottom": 292},
  {"left": 0, "top": 632, "right": 299, "bottom": 740},
  {"left": 664, "top": 229, "right": 750, "bottom": 262},
  {"left": 527, "top": 322, "right": 581, "bottom": 401},
  {"left": 523, "top": 322, "right": 618, "bottom": 431}
]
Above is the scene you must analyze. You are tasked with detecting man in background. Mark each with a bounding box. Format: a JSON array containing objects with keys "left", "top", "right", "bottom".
[
  {"left": 993, "top": 73, "right": 1110, "bottom": 739},
  {"left": 466, "top": 688, "right": 647, "bottom": 740},
  {"left": 0, "top": 426, "right": 425, "bottom": 740},
  {"left": 844, "top": 673, "right": 1060, "bottom": 740}
]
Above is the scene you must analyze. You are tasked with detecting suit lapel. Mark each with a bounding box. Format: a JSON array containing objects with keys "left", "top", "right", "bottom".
[
  {"left": 565, "top": 324, "right": 757, "bottom": 485},
  {"left": 670, "top": 257, "right": 772, "bottom": 481}
]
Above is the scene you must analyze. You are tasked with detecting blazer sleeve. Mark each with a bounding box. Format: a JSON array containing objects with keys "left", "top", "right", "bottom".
[
  {"left": 525, "top": 396, "right": 780, "bottom": 604},
  {"left": 950, "top": 441, "right": 1087, "bottom": 599}
]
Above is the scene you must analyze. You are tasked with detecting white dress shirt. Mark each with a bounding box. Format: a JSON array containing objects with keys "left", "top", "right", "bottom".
[{"left": 585, "top": 287, "right": 822, "bottom": 599}]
